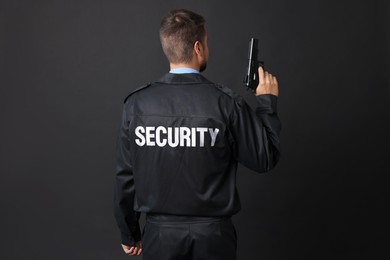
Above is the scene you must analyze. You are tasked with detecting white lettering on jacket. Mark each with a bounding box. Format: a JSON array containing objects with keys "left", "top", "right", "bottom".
[{"left": 135, "top": 126, "right": 220, "bottom": 147}]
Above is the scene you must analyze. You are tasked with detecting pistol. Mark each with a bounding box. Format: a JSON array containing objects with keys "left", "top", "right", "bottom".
[{"left": 244, "top": 38, "right": 264, "bottom": 92}]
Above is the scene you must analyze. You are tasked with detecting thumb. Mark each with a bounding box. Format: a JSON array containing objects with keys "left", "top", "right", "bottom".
[{"left": 121, "top": 244, "right": 132, "bottom": 254}]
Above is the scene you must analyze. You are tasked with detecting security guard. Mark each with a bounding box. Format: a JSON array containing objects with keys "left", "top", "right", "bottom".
[{"left": 114, "top": 9, "right": 281, "bottom": 260}]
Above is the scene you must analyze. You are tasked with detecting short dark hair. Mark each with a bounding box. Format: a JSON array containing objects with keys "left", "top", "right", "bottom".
[{"left": 159, "top": 9, "right": 206, "bottom": 63}]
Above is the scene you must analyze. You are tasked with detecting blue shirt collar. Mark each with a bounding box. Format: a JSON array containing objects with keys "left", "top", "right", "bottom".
[{"left": 169, "top": 68, "right": 200, "bottom": 74}]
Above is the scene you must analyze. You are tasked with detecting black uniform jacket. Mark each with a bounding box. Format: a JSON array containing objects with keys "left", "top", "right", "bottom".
[{"left": 114, "top": 73, "right": 281, "bottom": 246}]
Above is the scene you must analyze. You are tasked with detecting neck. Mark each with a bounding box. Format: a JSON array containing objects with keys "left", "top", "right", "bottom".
[{"left": 170, "top": 62, "right": 200, "bottom": 71}]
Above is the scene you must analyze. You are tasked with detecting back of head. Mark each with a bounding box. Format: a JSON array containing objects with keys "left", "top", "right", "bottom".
[{"left": 160, "top": 9, "right": 206, "bottom": 64}]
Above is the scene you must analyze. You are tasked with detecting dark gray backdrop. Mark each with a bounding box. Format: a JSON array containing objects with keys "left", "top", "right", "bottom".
[{"left": 1, "top": 0, "right": 389, "bottom": 259}]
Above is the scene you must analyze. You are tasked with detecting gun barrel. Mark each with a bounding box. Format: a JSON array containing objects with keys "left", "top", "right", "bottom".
[
  {"left": 244, "top": 38, "right": 259, "bottom": 91},
  {"left": 248, "top": 38, "right": 258, "bottom": 60}
]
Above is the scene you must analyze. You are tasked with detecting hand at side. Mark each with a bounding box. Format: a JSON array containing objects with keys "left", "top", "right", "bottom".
[{"left": 121, "top": 242, "right": 142, "bottom": 256}]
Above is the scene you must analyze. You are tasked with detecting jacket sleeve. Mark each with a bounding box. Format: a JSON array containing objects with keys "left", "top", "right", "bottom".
[
  {"left": 230, "top": 94, "right": 281, "bottom": 173},
  {"left": 113, "top": 104, "right": 141, "bottom": 246}
]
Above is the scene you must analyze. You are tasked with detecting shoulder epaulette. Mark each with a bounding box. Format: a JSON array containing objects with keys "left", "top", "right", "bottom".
[
  {"left": 123, "top": 83, "right": 151, "bottom": 103},
  {"left": 214, "top": 83, "right": 245, "bottom": 106}
]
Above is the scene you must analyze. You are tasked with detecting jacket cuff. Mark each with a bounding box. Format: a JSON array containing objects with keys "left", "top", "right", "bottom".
[
  {"left": 121, "top": 232, "right": 139, "bottom": 246},
  {"left": 255, "top": 94, "right": 278, "bottom": 114}
]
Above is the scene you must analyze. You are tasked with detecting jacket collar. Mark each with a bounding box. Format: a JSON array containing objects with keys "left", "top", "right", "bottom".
[{"left": 156, "top": 73, "right": 213, "bottom": 84}]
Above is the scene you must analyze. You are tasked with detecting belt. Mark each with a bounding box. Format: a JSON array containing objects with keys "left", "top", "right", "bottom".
[{"left": 146, "top": 213, "right": 232, "bottom": 224}]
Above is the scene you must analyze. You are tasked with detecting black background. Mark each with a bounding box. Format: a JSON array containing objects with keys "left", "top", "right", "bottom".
[{"left": 1, "top": 0, "right": 389, "bottom": 259}]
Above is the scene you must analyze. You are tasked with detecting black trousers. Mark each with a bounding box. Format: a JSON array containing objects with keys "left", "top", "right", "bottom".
[{"left": 142, "top": 214, "right": 237, "bottom": 260}]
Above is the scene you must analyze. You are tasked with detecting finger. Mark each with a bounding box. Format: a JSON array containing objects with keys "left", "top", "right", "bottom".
[
  {"left": 265, "top": 72, "right": 270, "bottom": 84},
  {"left": 270, "top": 75, "right": 275, "bottom": 84},
  {"left": 132, "top": 246, "right": 142, "bottom": 256},
  {"left": 136, "top": 242, "right": 142, "bottom": 255},
  {"left": 124, "top": 249, "right": 132, "bottom": 254},
  {"left": 121, "top": 245, "right": 131, "bottom": 254},
  {"left": 273, "top": 76, "right": 278, "bottom": 85},
  {"left": 133, "top": 247, "right": 142, "bottom": 256},
  {"left": 258, "top": 66, "right": 265, "bottom": 85}
]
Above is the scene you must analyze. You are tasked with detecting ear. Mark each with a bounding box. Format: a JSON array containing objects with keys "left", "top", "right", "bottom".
[{"left": 194, "top": 41, "right": 203, "bottom": 56}]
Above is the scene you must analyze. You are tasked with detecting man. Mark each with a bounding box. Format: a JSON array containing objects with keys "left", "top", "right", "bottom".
[{"left": 114, "top": 9, "right": 281, "bottom": 260}]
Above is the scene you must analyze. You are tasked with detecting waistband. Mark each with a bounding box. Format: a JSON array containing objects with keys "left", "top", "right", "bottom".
[{"left": 146, "top": 213, "right": 231, "bottom": 224}]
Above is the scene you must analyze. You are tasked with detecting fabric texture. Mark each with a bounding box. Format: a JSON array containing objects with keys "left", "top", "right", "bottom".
[
  {"left": 113, "top": 73, "right": 281, "bottom": 249},
  {"left": 142, "top": 214, "right": 237, "bottom": 260}
]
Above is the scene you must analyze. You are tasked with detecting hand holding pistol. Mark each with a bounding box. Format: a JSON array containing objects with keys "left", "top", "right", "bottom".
[{"left": 244, "top": 38, "right": 278, "bottom": 96}]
